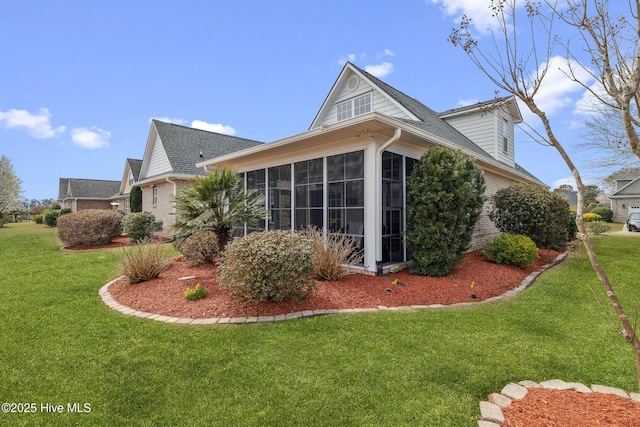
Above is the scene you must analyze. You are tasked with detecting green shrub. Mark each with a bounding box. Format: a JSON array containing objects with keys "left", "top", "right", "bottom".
[
  {"left": 218, "top": 230, "right": 315, "bottom": 303},
  {"left": 567, "top": 211, "right": 579, "bottom": 240},
  {"left": 122, "top": 212, "right": 162, "bottom": 243},
  {"left": 129, "top": 186, "right": 142, "bottom": 213},
  {"left": 406, "top": 147, "right": 486, "bottom": 276},
  {"left": 57, "top": 210, "right": 123, "bottom": 246},
  {"left": 585, "top": 221, "right": 611, "bottom": 235},
  {"left": 300, "top": 227, "right": 363, "bottom": 281},
  {"left": 43, "top": 208, "right": 71, "bottom": 227},
  {"left": 489, "top": 184, "right": 571, "bottom": 249},
  {"left": 176, "top": 231, "right": 219, "bottom": 266},
  {"left": 183, "top": 283, "right": 209, "bottom": 301},
  {"left": 34, "top": 213, "right": 44, "bottom": 224},
  {"left": 589, "top": 206, "right": 613, "bottom": 222},
  {"left": 482, "top": 233, "right": 539, "bottom": 268},
  {"left": 119, "top": 240, "right": 170, "bottom": 284},
  {"left": 582, "top": 212, "right": 602, "bottom": 222}
]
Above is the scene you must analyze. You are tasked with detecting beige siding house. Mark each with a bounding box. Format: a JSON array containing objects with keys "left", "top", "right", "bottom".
[
  {"left": 196, "top": 62, "right": 544, "bottom": 274},
  {"left": 135, "top": 120, "right": 263, "bottom": 228}
]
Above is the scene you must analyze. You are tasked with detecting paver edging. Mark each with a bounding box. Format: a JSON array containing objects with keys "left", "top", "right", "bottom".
[
  {"left": 99, "top": 252, "right": 567, "bottom": 325},
  {"left": 478, "top": 379, "right": 638, "bottom": 426}
]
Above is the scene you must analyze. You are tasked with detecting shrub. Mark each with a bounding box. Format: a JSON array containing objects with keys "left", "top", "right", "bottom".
[
  {"left": 43, "top": 209, "right": 61, "bottom": 227},
  {"left": 300, "top": 227, "right": 363, "bottom": 281},
  {"left": 129, "top": 186, "right": 142, "bottom": 213},
  {"left": 57, "top": 210, "right": 122, "bottom": 246},
  {"left": 184, "top": 283, "right": 208, "bottom": 301},
  {"left": 585, "top": 221, "right": 611, "bottom": 235},
  {"left": 119, "top": 240, "right": 170, "bottom": 284},
  {"left": 582, "top": 212, "right": 603, "bottom": 222},
  {"left": 176, "top": 231, "right": 219, "bottom": 266},
  {"left": 567, "top": 211, "right": 579, "bottom": 240},
  {"left": 34, "top": 213, "right": 44, "bottom": 224},
  {"left": 218, "top": 230, "right": 315, "bottom": 303},
  {"left": 489, "top": 184, "right": 571, "bottom": 249},
  {"left": 406, "top": 147, "right": 486, "bottom": 276},
  {"left": 589, "top": 206, "right": 613, "bottom": 222},
  {"left": 122, "top": 212, "right": 163, "bottom": 243},
  {"left": 482, "top": 233, "right": 539, "bottom": 268}
]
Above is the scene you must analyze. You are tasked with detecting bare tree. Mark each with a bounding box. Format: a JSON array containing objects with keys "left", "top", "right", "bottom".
[{"left": 448, "top": 0, "right": 640, "bottom": 389}]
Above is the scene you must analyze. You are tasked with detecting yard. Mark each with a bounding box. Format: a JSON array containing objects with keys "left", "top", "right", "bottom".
[{"left": 0, "top": 222, "right": 638, "bottom": 426}]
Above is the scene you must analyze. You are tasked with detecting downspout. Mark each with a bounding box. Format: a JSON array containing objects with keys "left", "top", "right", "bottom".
[{"left": 374, "top": 127, "right": 402, "bottom": 274}]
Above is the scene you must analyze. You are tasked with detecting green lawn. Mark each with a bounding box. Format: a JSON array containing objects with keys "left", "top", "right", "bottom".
[{"left": 0, "top": 223, "right": 638, "bottom": 426}]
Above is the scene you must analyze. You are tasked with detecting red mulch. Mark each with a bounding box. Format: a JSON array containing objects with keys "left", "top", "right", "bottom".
[{"left": 106, "top": 248, "right": 561, "bottom": 319}]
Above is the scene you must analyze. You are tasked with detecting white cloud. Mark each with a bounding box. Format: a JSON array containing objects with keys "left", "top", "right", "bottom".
[
  {"left": 456, "top": 98, "right": 479, "bottom": 107},
  {"left": 364, "top": 62, "right": 394, "bottom": 78},
  {"left": 552, "top": 176, "right": 576, "bottom": 190},
  {"left": 426, "top": 0, "right": 508, "bottom": 33},
  {"left": 191, "top": 120, "right": 236, "bottom": 135},
  {"left": 0, "top": 107, "right": 65, "bottom": 138},
  {"left": 70, "top": 126, "right": 110, "bottom": 149},
  {"left": 150, "top": 116, "right": 186, "bottom": 125}
]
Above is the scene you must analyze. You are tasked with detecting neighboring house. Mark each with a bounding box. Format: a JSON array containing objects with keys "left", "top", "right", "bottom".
[
  {"left": 134, "top": 120, "right": 264, "bottom": 227},
  {"left": 196, "top": 62, "right": 545, "bottom": 274},
  {"left": 110, "top": 158, "right": 143, "bottom": 213},
  {"left": 609, "top": 176, "right": 640, "bottom": 222},
  {"left": 555, "top": 190, "right": 578, "bottom": 211},
  {"left": 58, "top": 178, "right": 121, "bottom": 212}
]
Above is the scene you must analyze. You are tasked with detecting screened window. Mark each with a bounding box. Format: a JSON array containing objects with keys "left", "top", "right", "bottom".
[
  {"left": 294, "top": 158, "right": 324, "bottom": 230},
  {"left": 246, "top": 169, "right": 266, "bottom": 233},
  {"left": 327, "top": 151, "right": 364, "bottom": 254},
  {"left": 382, "top": 152, "right": 403, "bottom": 263},
  {"left": 268, "top": 164, "right": 292, "bottom": 230}
]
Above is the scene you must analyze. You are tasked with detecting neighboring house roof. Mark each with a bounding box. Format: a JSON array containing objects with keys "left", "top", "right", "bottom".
[
  {"left": 128, "top": 158, "right": 143, "bottom": 181},
  {"left": 556, "top": 191, "right": 578, "bottom": 207},
  {"left": 610, "top": 176, "right": 640, "bottom": 198},
  {"left": 137, "top": 120, "right": 264, "bottom": 184},
  {"left": 113, "top": 158, "right": 144, "bottom": 199},
  {"left": 58, "top": 178, "right": 121, "bottom": 201}
]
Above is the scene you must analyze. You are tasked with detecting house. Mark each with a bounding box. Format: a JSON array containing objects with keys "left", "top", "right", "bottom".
[
  {"left": 110, "top": 158, "right": 143, "bottom": 213},
  {"left": 134, "top": 119, "right": 264, "bottom": 227},
  {"left": 195, "top": 62, "right": 545, "bottom": 274},
  {"left": 58, "top": 178, "right": 121, "bottom": 212},
  {"left": 609, "top": 175, "right": 640, "bottom": 223}
]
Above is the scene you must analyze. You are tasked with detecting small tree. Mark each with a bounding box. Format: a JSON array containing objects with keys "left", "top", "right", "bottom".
[
  {"left": 489, "top": 184, "right": 571, "bottom": 249},
  {"left": 405, "top": 147, "right": 486, "bottom": 276},
  {"left": 129, "top": 186, "right": 142, "bottom": 213},
  {"left": 0, "top": 155, "right": 22, "bottom": 227},
  {"left": 173, "top": 167, "right": 268, "bottom": 251},
  {"left": 122, "top": 212, "right": 162, "bottom": 244}
]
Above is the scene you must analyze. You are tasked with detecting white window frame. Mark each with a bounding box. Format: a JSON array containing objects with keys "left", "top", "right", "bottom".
[
  {"left": 336, "top": 92, "right": 372, "bottom": 122},
  {"left": 502, "top": 119, "right": 509, "bottom": 153},
  {"left": 152, "top": 186, "right": 158, "bottom": 207}
]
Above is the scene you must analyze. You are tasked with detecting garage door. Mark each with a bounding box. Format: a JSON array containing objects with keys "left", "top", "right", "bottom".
[{"left": 629, "top": 205, "right": 640, "bottom": 215}]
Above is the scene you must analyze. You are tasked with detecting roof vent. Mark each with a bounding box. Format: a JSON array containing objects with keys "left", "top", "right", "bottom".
[{"left": 347, "top": 75, "right": 359, "bottom": 91}]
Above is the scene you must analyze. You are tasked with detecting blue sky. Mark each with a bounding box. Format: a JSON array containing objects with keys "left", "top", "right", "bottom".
[{"left": 0, "top": 0, "right": 619, "bottom": 201}]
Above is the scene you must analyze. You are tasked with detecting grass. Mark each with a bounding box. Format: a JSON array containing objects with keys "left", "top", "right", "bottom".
[{"left": 0, "top": 223, "right": 639, "bottom": 426}]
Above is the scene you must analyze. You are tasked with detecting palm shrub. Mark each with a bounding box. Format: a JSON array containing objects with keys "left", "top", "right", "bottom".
[
  {"left": 57, "top": 209, "right": 122, "bottom": 246},
  {"left": 122, "top": 212, "right": 162, "bottom": 243},
  {"left": 489, "top": 184, "right": 571, "bottom": 249},
  {"left": 405, "top": 147, "right": 486, "bottom": 276},
  {"left": 119, "top": 239, "right": 170, "bottom": 284},
  {"left": 173, "top": 167, "right": 268, "bottom": 251},
  {"left": 218, "top": 230, "right": 315, "bottom": 302},
  {"left": 482, "top": 233, "right": 539, "bottom": 268},
  {"left": 175, "top": 231, "right": 219, "bottom": 266},
  {"left": 590, "top": 206, "right": 613, "bottom": 222},
  {"left": 300, "top": 227, "right": 363, "bottom": 281}
]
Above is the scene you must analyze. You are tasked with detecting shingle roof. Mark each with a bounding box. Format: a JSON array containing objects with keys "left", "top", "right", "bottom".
[
  {"left": 127, "top": 158, "right": 143, "bottom": 181},
  {"left": 58, "top": 178, "right": 121, "bottom": 200},
  {"left": 153, "top": 120, "right": 264, "bottom": 176}
]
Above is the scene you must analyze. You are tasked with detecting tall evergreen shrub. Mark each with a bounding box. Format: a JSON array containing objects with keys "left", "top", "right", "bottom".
[{"left": 405, "top": 147, "right": 486, "bottom": 276}]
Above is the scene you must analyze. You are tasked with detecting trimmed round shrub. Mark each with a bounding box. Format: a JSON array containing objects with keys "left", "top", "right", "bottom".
[
  {"left": 589, "top": 206, "right": 613, "bottom": 222},
  {"left": 585, "top": 221, "right": 611, "bottom": 235},
  {"left": 482, "top": 233, "right": 539, "bottom": 268},
  {"left": 43, "top": 208, "right": 71, "bottom": 227},
  {"left": 582, "top": 212, "right": 602, "bottom": 222},
  {"left": 218, "top": 230, "right": 315, "bottom": 303},
  {"left": 34, "top": 213, "right": 45, "bottom": 224},
  {"left": 489, "top": 184, "right": 571, "bottom": 249},
  {"left": 176, "top": 231, "right": 219, "bottom": 266},
  {"left": 57, "top": 209, "right": 122, "bottom": 246},
  {"left": 122, "top": 212, "right": 163, "bottom": 243}
]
